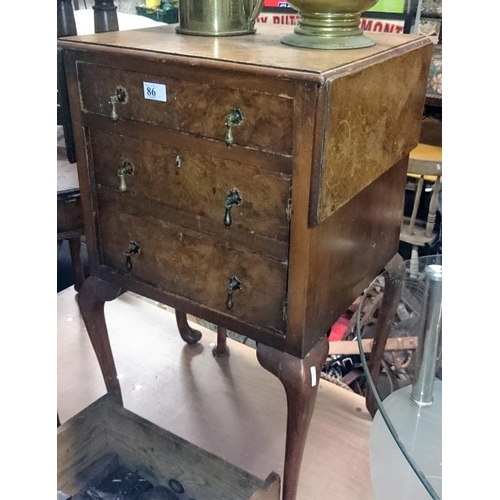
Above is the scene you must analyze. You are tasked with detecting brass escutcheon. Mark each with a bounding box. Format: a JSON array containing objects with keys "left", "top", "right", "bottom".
[{"left": 109, "top": 86, "right": 128, "bottom": 122}]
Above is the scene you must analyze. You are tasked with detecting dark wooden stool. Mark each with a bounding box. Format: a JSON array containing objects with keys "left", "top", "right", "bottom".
[{"left": 57, "top": 141, "right": 85, "bottom": 291}]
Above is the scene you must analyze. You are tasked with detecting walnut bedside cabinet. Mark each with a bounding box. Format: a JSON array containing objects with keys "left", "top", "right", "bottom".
[{"left": 58, "top": 24, "right": 432, "bottom": 500}]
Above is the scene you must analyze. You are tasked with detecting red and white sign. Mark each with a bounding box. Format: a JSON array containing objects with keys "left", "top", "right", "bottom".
[
  {"left": 256, "top": 13, "right": 300, "bottom": 25},
  {"left": 256, "top": 13, "right": 405, "bottom": 33},
  {"left": 263, "top": 0, "right": 294, "bottom": 6},
  {"left": 360, "top": 17, "right": 405, "bottom": 33}
]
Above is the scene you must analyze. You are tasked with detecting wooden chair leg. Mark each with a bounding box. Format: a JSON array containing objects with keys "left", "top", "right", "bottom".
[
  {"left": 425, "top": 177, "right": 441, "bottom": 238},
  {"left": 409, "top": 245, "right": 419, "bottom": 278},
  {"left": 257, "top": 336, "right": 329, "bottom": 500},
  {"left": 68, "top": 236, "right": 85, "bottom": 292},
  {"left": 175, "top": 310, "right": 202, "bottom": 344},
  {"left": 366, "top": 253, "right": 405, "bottom": 417},
  {"left": 77, "top": 276, "right": 125, "bottom": 404}
]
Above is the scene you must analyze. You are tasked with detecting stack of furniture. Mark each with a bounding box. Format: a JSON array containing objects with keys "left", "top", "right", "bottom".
[
  {"left": 419, "top": 0, "right": 442, "bottom": 147},
  {"left": 399, "top": 0, "right": 442, "bottom": 262},
  {"left": 57, "top": 0, "right": 85, "bottom": 291}
]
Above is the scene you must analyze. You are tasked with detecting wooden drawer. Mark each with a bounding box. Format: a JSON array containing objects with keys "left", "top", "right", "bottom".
[
  {"left": 58, "top": 394, "right": 280, "bottom": 500},
  {"left": 77, "top": 61, "right": 294, "bottom": 155},
  {"left": 97, "top": 197, "right": 288, "bottom": 334},
  {"left": 91, "top": 128, "right": 291, "bottom": 242}
]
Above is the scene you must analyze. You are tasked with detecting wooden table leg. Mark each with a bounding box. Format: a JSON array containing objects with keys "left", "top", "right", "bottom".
[
  {"left": 366, "top": 253, "right": 405, "bottom": 417},
  {"left": 77, "top": 276, "right": 125, "bottom": 404},
  {"left": 212, "top": 326, "right": 230, "bottom": 357},
  {"left": 175, "top": 311, "right": 230, "bottom": 358},
  {"left": 175, "top": 310, "right": 202, "bottom": 344},
  {"left": 257, "top": 336, "right": 329, "bottom": 500}
]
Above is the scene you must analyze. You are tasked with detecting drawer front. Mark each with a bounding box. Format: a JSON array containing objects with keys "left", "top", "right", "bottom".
[
  {"left": 77, "top": 62, "right": 294, "bottom": 155},
  {"left": 91, "top": 129, "right": 291, "bottom": 242},
  {"left": 98, "top": 198, "right": 288, "bottom": 334}
]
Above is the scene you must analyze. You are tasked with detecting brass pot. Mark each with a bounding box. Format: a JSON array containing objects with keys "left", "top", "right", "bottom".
[
  {"left": 281, "top": 0, "right": 379, "bottom": 49},
  {"left": 176, "top": 0, "right": 264, "bottom": 36}
]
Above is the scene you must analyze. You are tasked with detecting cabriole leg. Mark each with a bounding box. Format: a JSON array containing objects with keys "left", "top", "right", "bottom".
[
  {"left": 175, "top": 310, "right": 202, "bottom": 344},
  {"left": 77, "top": 276, "right": 124, "bottom": 404},
  {"left": 257, "top": 337, "right": 329, "bottom": 500}
]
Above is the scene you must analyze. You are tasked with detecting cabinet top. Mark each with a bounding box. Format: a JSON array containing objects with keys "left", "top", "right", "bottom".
[{"left": 58, "top": 23, "right": 430, "bottom": 84}]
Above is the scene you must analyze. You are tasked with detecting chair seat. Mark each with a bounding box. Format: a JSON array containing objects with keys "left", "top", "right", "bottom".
[
  {"left": 400, "top": 217, "right": 439, "bottom": 247},
  {"left": 407, "top": 173, "right": 438, "bottom": 182},
  {"left": 409, "top": 143, "right": 442, "bottom": 163}
]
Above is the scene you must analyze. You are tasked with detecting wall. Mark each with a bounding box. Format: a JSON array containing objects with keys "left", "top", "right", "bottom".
[{"left": 115, "top": 0, "right": 140, "bottom": 14}]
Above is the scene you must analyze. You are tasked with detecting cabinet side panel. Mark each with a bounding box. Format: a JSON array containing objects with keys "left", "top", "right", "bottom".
[
  {"left": 64, "top": 49, "right": 102, "bottom": 274},
  {"left": 284, "top": 84, "right": 320, "bottom": 355},
  {"left": 298, "top": 158, "right": 408, "bottom": 357},
  {"left": 310, "top": 40, "right": 433, "bottom": 225}
]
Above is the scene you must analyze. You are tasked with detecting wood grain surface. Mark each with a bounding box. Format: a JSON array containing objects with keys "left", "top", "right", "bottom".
[
  {"left": 310, "top": 41, "right": 433, "bottom": 224},
  {"left": 78, "top": 60, "right": 294, "bottom": 154},
  {"left": 97, "top": 196, "right": 288, "bottom": 333},
  {"left": 58, "top": 395, "right": 281, "bottom": 500},
  {"left": 91, "top": 128, "right": 291, "bottom": 241},
  {"left": 60, "top": 23, "right": 426, "bottom": 82},
  {"left": 62, "top": 27, "right": 432, "bottom": 359}
]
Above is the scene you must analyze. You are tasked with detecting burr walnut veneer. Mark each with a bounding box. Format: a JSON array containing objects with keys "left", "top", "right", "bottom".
[{"left": 59, "top": 24, "right": 432, "bottom": 500}]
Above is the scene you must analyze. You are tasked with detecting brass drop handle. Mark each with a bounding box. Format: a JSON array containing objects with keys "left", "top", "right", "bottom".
[
  {"left": 224, "top": 189, "right": 242, "bottom": 228},
  {"left": 125, "top": 241, "right": 140, "bottom": 271},
  {"left": 109, "top": 86, "right": 128, "bottom": 122},
  {"left": 109, "top": 95, "right": 119, "bottom": 121},
  {"left": 225, "top": 108, "right": 244, "bottom": 148},
  {"left": 117, "top": 160, "right": 134, "bottom": 192},
  {"left": 226, "top": 276, "right": 242, "bottom": 310}
]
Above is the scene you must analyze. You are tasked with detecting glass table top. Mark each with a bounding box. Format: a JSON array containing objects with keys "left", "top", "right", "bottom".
[{"left": 356, "top": 255, "right": 442, "bottom": 500}]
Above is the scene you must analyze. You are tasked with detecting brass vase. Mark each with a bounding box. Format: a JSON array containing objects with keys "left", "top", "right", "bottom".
[
  {"left": 281, "top": 0, "right": 379, "bottom": 49},
  {"left": 176, "top": 0, "right": 265, "bottom": 36}
]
